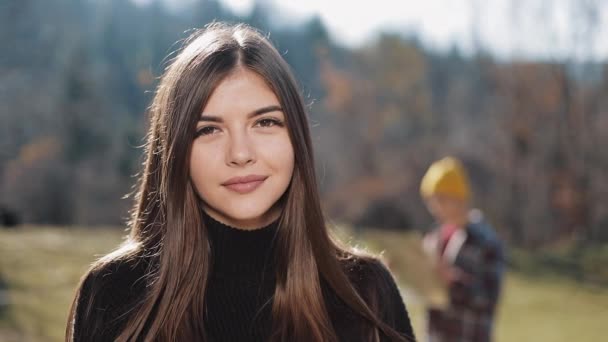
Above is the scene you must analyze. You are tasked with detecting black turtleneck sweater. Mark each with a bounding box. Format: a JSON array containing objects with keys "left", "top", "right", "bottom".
[
  {"left": 71, "top": 214, "right": 415, "bottom": 341},
  {"left": 204, "top": 214, "right": 278, "bottom": 340}
]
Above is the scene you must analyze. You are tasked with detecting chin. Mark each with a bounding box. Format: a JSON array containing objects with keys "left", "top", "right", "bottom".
[
  {"left": 230, "top": 204, "right": 275, "bottom": 221},
  {"left": 207, "top": 201, "right": 277, "bottom": 227}
]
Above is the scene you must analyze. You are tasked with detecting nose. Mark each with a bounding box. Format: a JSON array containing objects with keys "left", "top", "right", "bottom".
[{"left": 226, "top": 130, "right": 255, "bottom": 167}]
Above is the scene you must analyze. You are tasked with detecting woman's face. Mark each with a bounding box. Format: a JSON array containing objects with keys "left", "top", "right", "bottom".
[{"left": 190, "top": 68, "right": 295, "bottom": 230}]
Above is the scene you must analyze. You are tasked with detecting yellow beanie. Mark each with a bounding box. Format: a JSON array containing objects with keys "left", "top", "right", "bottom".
[{"left": 420, "top": 157, "right": 471, "bottom": 200}]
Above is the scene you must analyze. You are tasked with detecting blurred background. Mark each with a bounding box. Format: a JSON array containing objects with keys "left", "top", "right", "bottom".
[{"left": 1, "top": 0, "right": 607, "bottom": 341}]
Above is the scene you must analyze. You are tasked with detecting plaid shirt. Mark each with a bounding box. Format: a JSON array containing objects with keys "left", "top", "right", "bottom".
[{"left": 424, "top": 218, "right": 505, "bottom": 342}]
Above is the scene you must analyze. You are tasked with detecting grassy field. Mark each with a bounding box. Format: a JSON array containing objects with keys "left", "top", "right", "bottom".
[
  {"left": 0, "top": 226, "right": 607, "bottom": 341},
  {"left": 352, "top": 228, "right": 608, "bottom": 342},
  {"left": 0, "top": 226, "right": 126, "bottom": 342}
]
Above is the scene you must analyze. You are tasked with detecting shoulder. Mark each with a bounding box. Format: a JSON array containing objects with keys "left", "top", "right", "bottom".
[
  {"left": 465, "top": 221, "right": 505, "bottom": 261},
  {"left": 344, "top": 256, "right": 397, "bottom": 293},
  {"left": 341, "top": 255, "right": 415, "bottom": 340},
  {"left": 72, "top": 256, "right": 149, "bottom": 340},
  {"left": 350, "top": 257, "right": 405, "bottom": 314},
  {"left": 467, "top": 221, "right": 502, "bottom": 248},
  {"left": 79, "top": 256, "right": 149, "bottom": 305}
]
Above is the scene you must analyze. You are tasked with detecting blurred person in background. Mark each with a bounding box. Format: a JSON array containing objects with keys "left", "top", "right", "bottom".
[
  {"left": 420, "top": 157, "right": 505, "bottom": 342},
  {"left": 65, "top": 23, "right": 415, "bottom": 342}
]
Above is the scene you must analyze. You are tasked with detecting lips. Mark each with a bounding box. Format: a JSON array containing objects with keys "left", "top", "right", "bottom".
[{"left": 222, "top": 175, "right": 268, "bottom": 194}]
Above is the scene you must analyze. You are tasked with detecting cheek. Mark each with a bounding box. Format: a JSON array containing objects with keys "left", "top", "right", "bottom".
[
  {"left": 428, "top": 200, "right": 446, "bottom": 218},
  {"left": 189, "top": 144, "right": 222, "bottom": 192},
  {"left": 431, "top": 204, "right": 443, "bottom": 217},
  {"left": 261, "top": 136, "right": 294, "bottom": 177},
  {"left": 441, "top": 203, "right": 464, "bottom": 221}
]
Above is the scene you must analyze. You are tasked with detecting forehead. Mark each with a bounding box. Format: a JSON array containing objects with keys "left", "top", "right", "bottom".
[{"left": 202, "top": 68, "right": 280, "bottom": 117}]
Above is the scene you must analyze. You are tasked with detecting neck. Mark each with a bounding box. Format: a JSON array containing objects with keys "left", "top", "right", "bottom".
[
  {"left": 202, "top": 204, "right": 281, "bottom": 231},
  {"left": 203, "top": 210, "right": 279, "bottom": 276}
]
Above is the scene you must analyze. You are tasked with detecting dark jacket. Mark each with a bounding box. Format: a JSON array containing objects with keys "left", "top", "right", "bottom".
[{"left": 423, "top": 217, "right": 505, "bottom": 342}]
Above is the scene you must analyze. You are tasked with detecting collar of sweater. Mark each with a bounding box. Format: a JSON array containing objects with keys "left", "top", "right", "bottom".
[{"left": 203, "top": 211, "right": 279, "bottom": 277}]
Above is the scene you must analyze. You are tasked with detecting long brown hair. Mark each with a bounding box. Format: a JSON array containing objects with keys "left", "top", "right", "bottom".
[{"left": 66, "top": 23, "right": 410, "bottom": 342}]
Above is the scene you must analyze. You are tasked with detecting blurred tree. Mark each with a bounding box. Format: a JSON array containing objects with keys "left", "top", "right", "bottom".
[
  {"left": 2, "top": 136, "right": 73, "bottom": 224},
  {"left": 319, "top": 33, "right": 433, "bottom": 226},
  {"left": 0, "top": 0, "right": 606, "bottom": 247}
]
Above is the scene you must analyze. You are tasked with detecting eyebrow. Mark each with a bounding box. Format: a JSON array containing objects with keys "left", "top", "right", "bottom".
[{"left": 199, "top": 105, "right": 283, "bottom": 123}]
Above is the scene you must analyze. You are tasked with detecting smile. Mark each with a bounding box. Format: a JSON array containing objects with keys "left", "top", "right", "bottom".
[{"left": 222, "top": 175, "right": 268, "bottom": 194}]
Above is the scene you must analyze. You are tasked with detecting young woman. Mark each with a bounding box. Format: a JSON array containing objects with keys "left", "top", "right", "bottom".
[{"left": 66, "top": 23, "right": 415, "bottom": 342}]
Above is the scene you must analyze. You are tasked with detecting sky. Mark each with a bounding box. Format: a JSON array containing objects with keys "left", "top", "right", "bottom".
[{"left": 134, "top": 0, "right": 608, "bottom": 61}]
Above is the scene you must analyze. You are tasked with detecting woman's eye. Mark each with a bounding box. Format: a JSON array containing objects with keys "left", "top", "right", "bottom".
[
  {"left": 256, "top": 118, "right": 283, "bottom": 128},
  {"left": 196, "top": 126, "right": 219, "bottom": 137}
]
